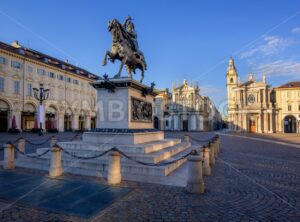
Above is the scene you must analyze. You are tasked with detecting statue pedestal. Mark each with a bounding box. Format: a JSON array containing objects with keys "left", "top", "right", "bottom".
[{"left": 88, "top": 77, "right": 163, "bottom": 144}]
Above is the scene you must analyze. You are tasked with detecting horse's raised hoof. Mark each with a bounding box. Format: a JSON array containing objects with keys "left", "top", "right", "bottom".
[{"left": 113, "top": 74, "right": 119, "bottom": 79}]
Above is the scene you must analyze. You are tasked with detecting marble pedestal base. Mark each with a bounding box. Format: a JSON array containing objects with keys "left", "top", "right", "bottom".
[{"left": 83, "top": 130, "right": 164, "bottom": 145}]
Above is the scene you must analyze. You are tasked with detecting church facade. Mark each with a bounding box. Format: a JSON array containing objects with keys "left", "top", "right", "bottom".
[
  {"left": 154, "top": 80, "right": 221, "bottom": 131},
  {"left": 226, "top": 58, "right": 278, "bottom": 133}
]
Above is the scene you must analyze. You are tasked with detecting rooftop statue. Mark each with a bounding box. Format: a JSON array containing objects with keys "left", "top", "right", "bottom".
[{"left": 102, "top": 16, "right": 147, "bottom": 82}]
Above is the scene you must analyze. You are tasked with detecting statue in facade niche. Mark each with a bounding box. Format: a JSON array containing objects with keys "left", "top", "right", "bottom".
[{"left": 102, "top": 16, "right": 147, "bottom": 82}]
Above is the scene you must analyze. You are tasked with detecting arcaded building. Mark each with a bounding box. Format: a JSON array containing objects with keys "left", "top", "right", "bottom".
[
  {"left": 0, "top": 41, "right": 98, "bottom": 132},
  {"left": 275, "top": 82, "right": 300, "bottom": 133}
]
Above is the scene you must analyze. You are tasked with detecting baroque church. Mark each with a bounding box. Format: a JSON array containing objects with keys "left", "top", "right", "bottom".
[
  {"left": 226, "top": 58, "right": 278, "bottom": 133},
  {"left": 154, "top": 80, "right": 221, "bottom": 131}
]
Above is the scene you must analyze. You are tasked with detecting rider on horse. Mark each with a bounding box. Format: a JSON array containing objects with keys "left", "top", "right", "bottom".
[{"left": 122, "top": 16, "right": 139, "bottom": 52}]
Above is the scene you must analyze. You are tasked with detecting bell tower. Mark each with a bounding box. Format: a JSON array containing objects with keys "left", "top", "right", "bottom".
[{"left": 226, "top": 57, "right": 238, "bottom": 110}]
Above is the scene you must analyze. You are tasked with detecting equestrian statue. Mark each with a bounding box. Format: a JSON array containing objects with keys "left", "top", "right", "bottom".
[{"left": 102, "top": 16, "right": 147, "bottom": 82}]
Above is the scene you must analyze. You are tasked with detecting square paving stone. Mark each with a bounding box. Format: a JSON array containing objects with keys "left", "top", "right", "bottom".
[{"left": 0, "top": 170, "right": 132, "bottom": 218}]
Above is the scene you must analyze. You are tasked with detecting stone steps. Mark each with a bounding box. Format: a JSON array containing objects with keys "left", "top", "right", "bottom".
[
  {"left": 35, "top": 141, "right": 190, "bottom": 164},
  {"left": 13, "top": 139, "right": 195, "bottom": 180},
  {"left": 6, "top": 133, "right": 202, "bottom": 184},
  {"left": 58, "top": 138, "right": 181, "bottom": 154},
  {"left": 15, "top": 146, "right": 192, "bottom": 178}
]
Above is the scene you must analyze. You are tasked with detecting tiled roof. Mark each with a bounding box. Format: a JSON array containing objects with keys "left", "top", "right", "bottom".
[
  {"left": 277, "top": 82, "right": 300, "bottom": 89},
  {"left": 0, "top": 41, "right": 99, "bottom": 80}
]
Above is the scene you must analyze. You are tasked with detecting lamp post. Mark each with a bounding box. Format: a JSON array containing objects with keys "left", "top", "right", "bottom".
[{"left": 33, "top": 83, "right": 50, "bottom": 135}]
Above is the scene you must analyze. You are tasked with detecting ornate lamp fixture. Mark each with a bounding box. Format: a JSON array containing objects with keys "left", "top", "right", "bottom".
[{"left": 33, "top": 83, "right": 50, "bottom": 135}]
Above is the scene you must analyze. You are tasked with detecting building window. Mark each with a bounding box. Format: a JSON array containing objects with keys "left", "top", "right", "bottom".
[
  {"left": 0, "top": 56, "right": 6, "bottom": 64},
  {"left": 27, "top": 83, "right": 32, "bottom": 96},
  {"left": 0, "top": 77, "right": 4, "bottom": 92},
  {"left": 66, "top": 77, "right": 71, "bottom": 83},
  {"left": 11, "top": 61, "right": 21, "bottom": 69},
  {"left": 37, "top": 69, "right": 45, "bottom": 76},
  {"left": 288, "top": 104, "right": 292, "bottom": 111},
  {"left": 14, "top": 81, "right": 20, "bottom": 94},
  {"left": 48, "top": 72, "right": 56, "bottom": 78},
  {"left": 299, "top": 104, "right": 300, "bottom": 111},
  {"left": 27, "top": 66, "right": 33, "bottom": 73},
  {"left": 230, "top": 78, "right": 233, "bottom": 83},
  {"left": 73, "top": 79, "right": 79, "bottom": 85},
  {"left": 287, "top": 91, "right": 291, "bottom": 98},
  {"left": 58, "top": 75, "right": 64, "bottom": 81}
]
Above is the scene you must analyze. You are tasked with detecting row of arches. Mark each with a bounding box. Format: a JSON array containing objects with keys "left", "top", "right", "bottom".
[
  {"left": 284, "top": 115, "right": 298, "bottom": 133},
  {"left": 0, "top": 99, "right": 96, "bottom": 132}
]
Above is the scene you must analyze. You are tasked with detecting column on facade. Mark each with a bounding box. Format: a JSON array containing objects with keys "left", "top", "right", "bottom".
[
  {"left": 263, "top": 112, "right": 268, "bottom": 133},
  {"left": 269, "top": 112, "right": 273, "bottom": 133},
  {"left": 72, "top": 114, "right": 79, "bottom": 131},
  {"left": 259, "top": 89, "right": 262, "bottom": 107},
  {"left": 257, "top": 113, "right": 262, "bottom": 133},
  {"left": 174, "top": 115, "right": 178, "bottom": 130},
  {"left": 190, "top": 115, "right": 196, "bottom": 131},
  {"left": 58, "top": 113, "right": 64, "bottom": 132},
  {"left": 240, "top": 90, "right": 243, "bottom": 107},
  {"left": 239, "top": 113, "right": 243, "bottom": 131},
  {"left": 243, "top": 90, "right": 247, "bottom": 107},
  {"left": 264, "top": 89, "right": 268, "bottom": 107},
  {"left": 235, "top": 114, "right": 239, "bottom": 130},
  {"left": 85, "top": 115, "right": 91, "bottom": 130},
  {"left": 198, "top": 115, "right": 204, "bottom": 131},
  {"left": 277, "top": 112, "right": 282, "bottom": 133},
  {"left": 242, "top": 113, "right": 247, "bottom": 131},
  {"left": 256, "top": 115, "right": 261, "bottom": 133}
]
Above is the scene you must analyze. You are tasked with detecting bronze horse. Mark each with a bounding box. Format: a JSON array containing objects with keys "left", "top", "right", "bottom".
[{"left": 102, "top": 19, "right": 147, "bottom": 82}]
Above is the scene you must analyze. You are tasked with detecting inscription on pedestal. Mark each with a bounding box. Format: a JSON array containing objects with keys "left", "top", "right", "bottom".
[{"left": 131, "top": 97, "right": 152, "bottom": 122}]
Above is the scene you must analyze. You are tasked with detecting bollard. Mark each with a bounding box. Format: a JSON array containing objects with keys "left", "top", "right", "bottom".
[
  {"left": 17, "top": 138, "right": 25, "bottom": 153},
  {"left": 50, "top": 136, "right": 57, "bottom": 147},
  {"left": 203, "top": 147, "right": 211, "bottom": 176},
  {"left": 107, "top": 150, "right": 121, "bottom": 185},
  {"left": 186, "top": 150, "right": 205, "bottom": 194},
  {"left": 182, "top": 134, "right": 189, "bottom": 142},
  {"left": 3, "top": 143, "right": 15, "bottom": 170},
  {"left": 212, "top": 138, "right": 218, "bottom": 158},
  {"left": 49, "top": 145, "right": 63, "bottom": 177},
  {"left": 209, "top": 142, "right": 215, "bottom": 166}
]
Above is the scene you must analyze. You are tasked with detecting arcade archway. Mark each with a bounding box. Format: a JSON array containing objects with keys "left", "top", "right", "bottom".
[
  {"left": 284, "top": 115, "right": 297, "bottom": 133},
  {"left": 21, "top": 103, "right": 36, "bottom": 131},
  {"left": 46, "top": 106, "right": 57, "bottom": 131},
  {"left": 0, "top": 99, "right": 10, "bottom": 132}
]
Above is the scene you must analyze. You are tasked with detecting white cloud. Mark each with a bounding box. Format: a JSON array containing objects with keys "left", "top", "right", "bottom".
[
  {"left": 291, "top": 27, "right": 300, "bottom": 33},
  {"left": 239, "top": 35, "right": 295, "bottom": 59},
  {"left": 254, "top": 60, "right": 300, "bottom": 78}
]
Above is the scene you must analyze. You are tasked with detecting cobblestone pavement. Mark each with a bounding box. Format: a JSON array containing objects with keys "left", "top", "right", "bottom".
[
  {"left": 0, "top": 132, "right": 300, "bottom": 221},
  {"left": 225, "top": 131, "right": 300, "bottom": 146}
]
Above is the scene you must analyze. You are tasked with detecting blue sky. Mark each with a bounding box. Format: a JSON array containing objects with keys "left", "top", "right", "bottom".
[{"left": 1, "top": 0, "right": 300, "bottom": 114}]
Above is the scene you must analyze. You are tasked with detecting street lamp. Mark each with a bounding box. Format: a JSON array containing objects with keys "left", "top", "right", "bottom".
[{"left": 33, "top": 83, "right": 50, "bottom": 135}]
